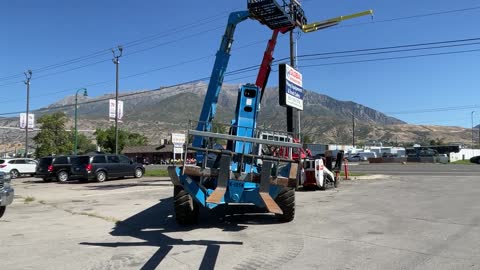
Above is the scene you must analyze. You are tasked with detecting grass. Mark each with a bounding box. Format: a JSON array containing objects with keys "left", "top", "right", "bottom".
[
  {"left": 451, "top": 160, "right": 474, "bottom": 165},
  {"left": 24, "top": 196, "right": 35, "bottom": 204},
  {"left": 144, "top": 169, "right": 170, "bottom": 177}
]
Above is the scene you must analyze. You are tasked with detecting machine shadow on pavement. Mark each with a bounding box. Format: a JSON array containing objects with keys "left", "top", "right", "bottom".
[{"left": 80, "top": 197, "right": 282, "bottom": 270}]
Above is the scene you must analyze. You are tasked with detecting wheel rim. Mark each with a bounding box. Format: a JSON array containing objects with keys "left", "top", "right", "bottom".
[
  {"left": 98, "top": 172, "right": 106, "bottom": 181},
  {"left": 59, "top": 172, "right": 68, "bottom": 182},
  {"left": 10, "top": 170, "right": 18, "bottom": 178},
  {"left": 135, "top": 169, "right": 142, "bottom": 177}
]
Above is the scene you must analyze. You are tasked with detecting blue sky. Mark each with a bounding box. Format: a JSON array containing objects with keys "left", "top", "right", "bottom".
[{"left": 2, "top": 0, "right": 480, "bottom": 128}]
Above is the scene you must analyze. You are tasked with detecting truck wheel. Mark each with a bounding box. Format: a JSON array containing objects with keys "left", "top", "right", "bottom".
[
  {"left": 57, "top": 171, "right": 69, "bottom": 183},
  {"left": 0, "top": 206, "right": 5, "bottom": 218},
  {"left": 95, "top": 171, "right": 107, "bottom": 182},
  {"left": 174, "top": 185, "right": 199, "bottom": 225},
  {"left": 275, "top": 187, "right": 295, "bottom": 222}
]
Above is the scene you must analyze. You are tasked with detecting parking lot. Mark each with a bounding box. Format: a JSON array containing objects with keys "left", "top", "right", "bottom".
[{"left": 1, "top": 164, "right": 480, "bottom": 270}]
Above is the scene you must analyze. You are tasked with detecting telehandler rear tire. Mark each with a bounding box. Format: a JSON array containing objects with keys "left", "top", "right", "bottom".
[
  {"left": 174, "top": 185, "right": 199, "bottom": 225},
  {"left": 275, "top": 187, "right": 295, "bottom": 222}
]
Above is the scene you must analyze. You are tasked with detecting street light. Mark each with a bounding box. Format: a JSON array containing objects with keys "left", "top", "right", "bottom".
[
  {"left": 112, "top": 45, "right": 123, "bottom": 155},
  {"left": 74, "top": 88, "right": 88, "bottom": 155}
]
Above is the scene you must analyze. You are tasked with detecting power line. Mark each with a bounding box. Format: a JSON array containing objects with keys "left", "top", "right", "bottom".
[
  {"left": 1, "top": 36, "right": 479, "bottom": 109},
  {"left": 0, "top": 11, "right": 232, "bottom": 83},
  {"left": 298, "top": 48, "right": 480, "bottom": 68},
  {"left": 386, "top": 105, "right": 480, "bottom": 115},
  {"left": 334, "top": 5, "right": 480, "bottom": 29},
  {"left": 2, "top": 4, "right": 479, "bottom": 85}
]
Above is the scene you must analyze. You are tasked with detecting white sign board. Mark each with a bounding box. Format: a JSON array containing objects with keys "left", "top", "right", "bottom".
[
  {"left": 19, "top": 113, "right": 34, "bottom": 129},
  {"left": 171, "top": 133, "right": 186, "bottom": 146},
  {"left": 109, "top": 99, "right": 124, "bottom": 122},
  {"left": 279, "top": 64, "right": 304, "bottom": 111},
  {"left": 174, "top": 146, "right": 184, "bottom": 155}
]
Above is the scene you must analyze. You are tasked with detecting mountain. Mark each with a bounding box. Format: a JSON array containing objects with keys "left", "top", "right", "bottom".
[{"left": 0, "top": 82, "right": 473, "bottom": 148}]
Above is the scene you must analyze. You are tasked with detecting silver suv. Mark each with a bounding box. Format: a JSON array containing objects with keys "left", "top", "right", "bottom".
[{"left": 0, "top": 171, "right": 14, "bottom": 218}]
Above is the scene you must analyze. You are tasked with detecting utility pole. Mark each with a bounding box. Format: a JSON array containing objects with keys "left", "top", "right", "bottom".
[
  {"left": 472, "top": 111, "right": 475, "bottom": 148},
  {"left": 352, "top": 111, "right": 356, "bottom": 147},
  {"left": 112, "top": 46, "right": 123, "bottom": 155},
  {"left": 24, "top": 70, "right": 32, "bottom": 157}
]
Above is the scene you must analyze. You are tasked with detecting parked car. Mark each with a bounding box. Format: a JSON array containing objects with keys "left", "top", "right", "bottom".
[
  {"left": 70, "top": 154, "right": 145, "bottom": 182},
  {"left": 35, "top": 156, "right": 79, "bottom": 182},
  {"left": 347, "top": 152, "right": 377, "bottom": 162},
  {"left": 0, "top": 171, "right": 14, "bottom": 218},
  {"left": 470, "top": 156, "right": 480, "bottom": 164},
  {"left": 347, "top": 155, "right": 362, "bottom": 162},
  {"left": 0, "top": 158, "right": 38, "bottom": 179}
]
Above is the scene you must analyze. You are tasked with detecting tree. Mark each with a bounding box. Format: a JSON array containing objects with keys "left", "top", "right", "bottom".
[
  {"left": 33, "top": 112, "right": 73, "bottom": 157},
  {"left": 73, "top": 133, "right": 97, "bottom": 154},
  {"left": 95, "top": 126, "right": 148, "bottom": 153}
]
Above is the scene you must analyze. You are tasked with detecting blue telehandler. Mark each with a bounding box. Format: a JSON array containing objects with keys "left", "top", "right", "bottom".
[{"left": 168, "top": 0, "right": 372, "bottom": 224}]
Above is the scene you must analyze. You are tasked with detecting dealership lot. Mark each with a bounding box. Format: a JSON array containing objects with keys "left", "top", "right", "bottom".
[{"left": 1, "top": 166, "right": 480, "bottom": 270}]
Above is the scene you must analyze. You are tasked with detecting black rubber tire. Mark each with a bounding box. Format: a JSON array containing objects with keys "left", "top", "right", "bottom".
[
  {"left": 56, "top": 171, "right": 69, "bottom": 183},
  {"left": 134, "top": 168, "right": 143, "bottom": 178},
  {"left": 275, "top": 187, "right": 295, "bottom": 222},
  {"left": 174, "top": 185, "right": 199, "bottom": 225},
  {"left": 10, "top": 169, "right": 19, "bottom": 179},
  {"left": 0, "top": 206, "right": 5, "bottom": 219},
  {"left": 95, "top": 171, "right": 107, "bottom": 182}
]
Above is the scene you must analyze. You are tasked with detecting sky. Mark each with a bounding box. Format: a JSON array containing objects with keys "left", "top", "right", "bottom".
[{"left": 2, "top": 0, "right": 480, "bottom": 128}]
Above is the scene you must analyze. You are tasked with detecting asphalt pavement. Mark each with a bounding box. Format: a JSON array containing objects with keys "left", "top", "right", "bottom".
[
  {"left": 349, "top": 163, "right": 480, "bottom": 176},
  {"left": 1, "top": 167, "right": 479, "bottom": 269}
]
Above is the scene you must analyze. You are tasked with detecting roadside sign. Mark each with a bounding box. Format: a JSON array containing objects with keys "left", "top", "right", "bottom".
[
  {"left": 109, "top": 99, "right": 124, "bottom": 122},
  {"left": 279, "top": 63, "right": 304, "bottom": 111},
  {"left": 171, "top": 133, "right": 186, "bottom": 146},
  {"left": 19, "top": 113, "right": 34, "bottom": 129},
  {"left": 171, "top": 133, "right": 186, "bottom": 159}
]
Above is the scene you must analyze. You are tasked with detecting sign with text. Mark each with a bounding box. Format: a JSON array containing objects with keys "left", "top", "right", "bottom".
[
  {"left": 279, "top": 63, "right": 304, "bottom": 111},
  {"left": 19, "top": 113, "right": 34, "bottom": 129},
  {"left": 109, "top": 99, "right": 124, "bottom": 122},
  {"left": 171, "top": 133, "right": 186, "bottom": 147}
]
